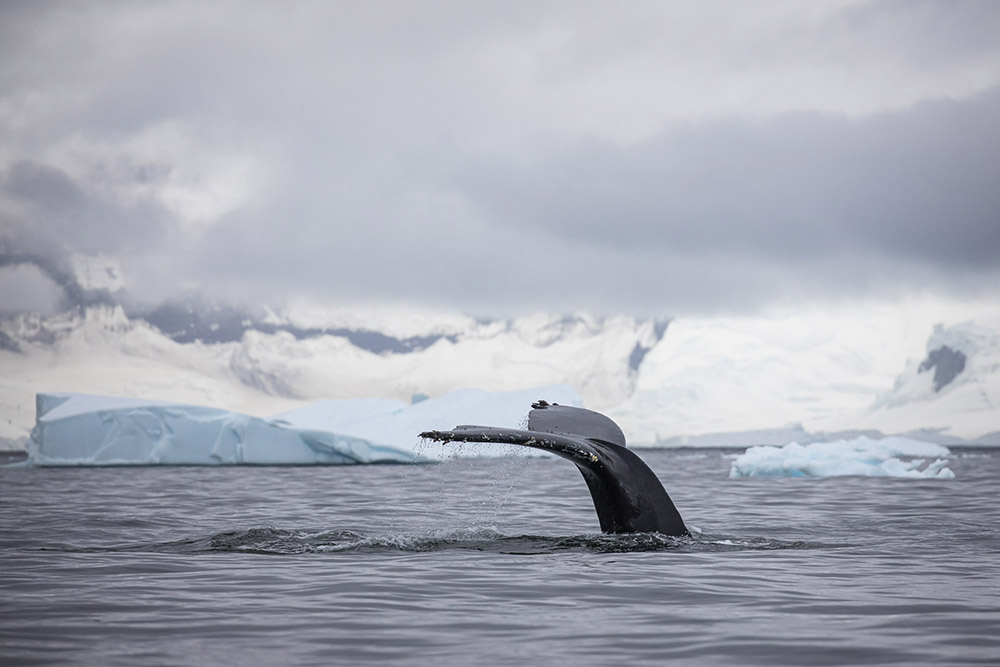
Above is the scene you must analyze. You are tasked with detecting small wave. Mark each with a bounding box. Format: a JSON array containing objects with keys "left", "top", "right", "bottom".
[
  {"left": 693, "top": 534, "right": 814, "bottom": 552},
  {"left": 202, "top": 526, "right": 692, "bottom": 554},
  {"left": 196, "top": 526, "right": 812, "bottom": 555},
  {"left": 35, "top": 525, "right": 815, "bottom": 556}
]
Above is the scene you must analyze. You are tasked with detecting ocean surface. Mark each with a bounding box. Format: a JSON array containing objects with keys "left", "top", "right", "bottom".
[{"left": 2, "top": 447, "right": 999, "bottom": 666}]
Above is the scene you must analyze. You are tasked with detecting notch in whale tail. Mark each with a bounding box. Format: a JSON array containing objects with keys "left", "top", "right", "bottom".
[{"left": 420, "top": 401, "right": 687, "bottom": 536}]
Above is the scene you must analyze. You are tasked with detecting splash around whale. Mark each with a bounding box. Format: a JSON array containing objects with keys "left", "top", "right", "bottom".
[{"left": 420, "top": 401, "right": 688, "bottom": 536}]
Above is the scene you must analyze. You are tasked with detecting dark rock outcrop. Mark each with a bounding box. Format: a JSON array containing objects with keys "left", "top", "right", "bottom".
[{"left": 918, "top": 346, "right": 966, "bottom": 392}]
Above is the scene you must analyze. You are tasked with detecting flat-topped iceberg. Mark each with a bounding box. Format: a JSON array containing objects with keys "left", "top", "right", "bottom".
[
  {"left": 25, "top": 393, "right": 417, "bottom": 466},
  {"left": 729, "top": 436, "right": 955, "bottom": 479},
  {"left": 19, "top": 385, "right": 583, "bottom": 466}
]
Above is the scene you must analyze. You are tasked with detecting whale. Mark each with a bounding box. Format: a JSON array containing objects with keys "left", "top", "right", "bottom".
[{"left": 420, "top": 400, "right": 687, "bottom": 536}]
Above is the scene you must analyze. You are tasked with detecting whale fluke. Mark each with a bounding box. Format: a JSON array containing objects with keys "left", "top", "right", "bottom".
[{"left": 420, "top": 402, "right": 687, "bottom": 536}]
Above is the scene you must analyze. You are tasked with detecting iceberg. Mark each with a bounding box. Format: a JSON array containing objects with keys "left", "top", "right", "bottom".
[
  {"left": 729, "top": 436, "right": 955, "bottom": 479},
  {"left": 17, "top": 384, "right": 584, "bottom": 466},
  {"left": 271, "top": 384, "right": 582, "bottom": 450},
  {"left": 23, "top": 393, "right": 417, "bottom": 466}
]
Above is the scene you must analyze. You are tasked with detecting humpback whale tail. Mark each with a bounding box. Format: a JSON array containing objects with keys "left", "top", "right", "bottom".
[{"left": 420, "top": 401, "right": 687, "bottom": 536}]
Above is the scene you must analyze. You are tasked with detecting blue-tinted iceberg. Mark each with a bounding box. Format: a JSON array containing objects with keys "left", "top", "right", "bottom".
[
  {"left": 25, "top": 393, "right": 417, "bottom": 466},
  {"left": 729, "top": 436, "right": 954, "bottom": 479},
  {"left": 19, "top": 385, "right": 584, "bottom": 466}
]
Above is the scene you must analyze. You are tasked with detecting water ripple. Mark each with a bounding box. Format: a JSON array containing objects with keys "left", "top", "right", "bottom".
[{"left": 3, "top": 449, "right": 1000, "bottom": 666}]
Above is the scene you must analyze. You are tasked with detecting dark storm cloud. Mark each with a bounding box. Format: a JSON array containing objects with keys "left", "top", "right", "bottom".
[
  {"left": 1, "top": 161, "right": 167, "bottom": 253},
  {"left": 456, "top": 88, "right": 1000, "bottom": 269},
  {"left": 0, "top": 160, "right": 170, "bottom": 306},
  {"left": 1, "top": 1, "right": 999, "bottom": 315}
]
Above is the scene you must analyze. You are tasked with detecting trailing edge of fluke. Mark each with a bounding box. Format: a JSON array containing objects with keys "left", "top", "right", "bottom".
[{"left": 420, "top": 401, "right": 687, "bottom": 536}]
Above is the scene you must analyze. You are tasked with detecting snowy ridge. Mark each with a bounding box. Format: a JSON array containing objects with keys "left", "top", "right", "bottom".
[
  {"left": 612, "top": 311, "right": 1000, "bottom": 445},
  {"left": 0, "top": 305, "right": 660, "bottom": 444},
  {"left": 1, "top": 301, "right": 999, "bottom": 448},
  {"left": 852, "top": 322, "right": 1000, "bottom": 442}
]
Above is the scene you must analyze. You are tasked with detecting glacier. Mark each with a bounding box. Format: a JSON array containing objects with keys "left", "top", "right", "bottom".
[
  {"left": 17, "top": 384, "right": 583, "bottom": 466},
  {"left": 729, "top": 437, "right": 955, "bottom": 479}
]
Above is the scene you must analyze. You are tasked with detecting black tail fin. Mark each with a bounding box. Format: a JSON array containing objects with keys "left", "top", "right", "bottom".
[{"left": 420, "top": 403, "right": 687, "bottom": 536}]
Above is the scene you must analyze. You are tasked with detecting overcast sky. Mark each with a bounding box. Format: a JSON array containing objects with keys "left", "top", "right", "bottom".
[{"left": 1, "top": 0, "right": 999, "bottom": 317}]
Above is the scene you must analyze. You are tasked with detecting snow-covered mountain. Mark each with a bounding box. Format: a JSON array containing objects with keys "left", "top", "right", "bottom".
[
  {"left": 0, "top": 303, "right": 664, "bottom": 446},
  {"left": 1, "top": 297, "right": 998, "bottom": 449},
  {"left": 854, "top": 321, "right": 1000, "bottom": 443},
  {"left": 612, "top": 308, "right": 999, "bottom": 445}
]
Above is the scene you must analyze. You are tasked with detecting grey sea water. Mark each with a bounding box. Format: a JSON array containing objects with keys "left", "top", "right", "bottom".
[{"left": 2, "top": 448, "right": 999, "bottom": 666}]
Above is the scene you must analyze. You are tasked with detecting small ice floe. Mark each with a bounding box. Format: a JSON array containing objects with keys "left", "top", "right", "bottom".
[{"left": 729, "top": 436, "right": 954, "bottom": 479}]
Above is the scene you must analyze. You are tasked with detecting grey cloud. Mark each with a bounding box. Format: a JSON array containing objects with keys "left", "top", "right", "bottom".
[
  {"left": 2, "top": 1, "right": 1000, "bottom": 316},
  {"left": 0, "top": 160, "right": 171, "bottom": 308},
  {"left": 1, "top": 161, "right": 169, "bottom": 253},
  {"left": 830, "top": 0, "right": 1000, "bottom": 64},
  {"left": 0, "top": 263, "right": 64, "bottom": 314},
  {"left": 454, "top": 88, "right": 1000, "bottom": 270}
]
